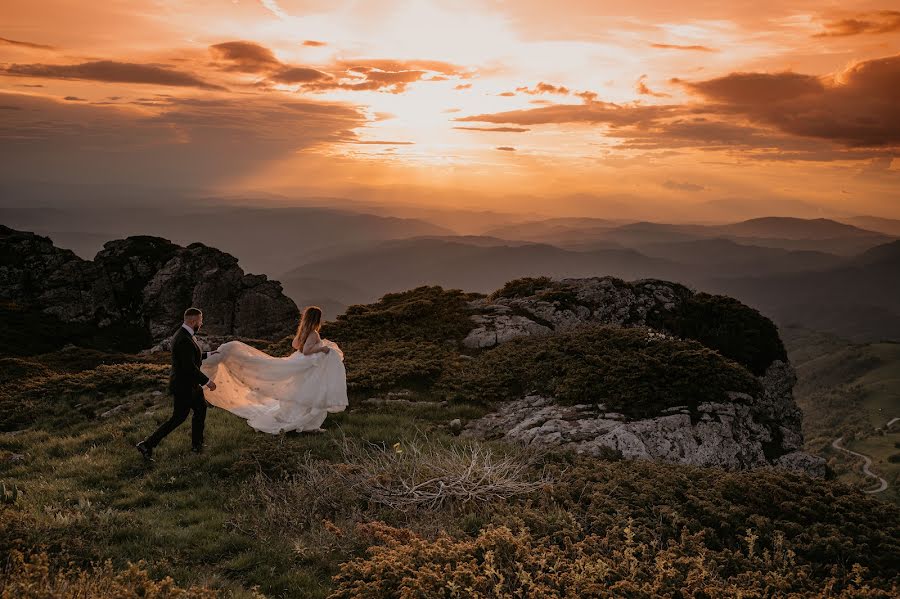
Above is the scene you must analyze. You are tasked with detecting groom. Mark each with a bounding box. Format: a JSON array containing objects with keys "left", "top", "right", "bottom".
[{"left": 136, "top": 307, "right": 217, "bottom": 461}]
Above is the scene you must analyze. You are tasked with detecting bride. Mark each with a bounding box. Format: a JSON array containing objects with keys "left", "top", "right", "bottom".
[{"left": 201, "top": 306, "right": 348, "bottom": 433}]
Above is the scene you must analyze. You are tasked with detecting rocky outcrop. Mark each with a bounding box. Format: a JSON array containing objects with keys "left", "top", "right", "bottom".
[
  {"left": 0, "top": 226, "right": 298, "bottom": 349},
  {"left": 461, "top": 276, "right": 823, "bottom": 477},
  {"left": 464, "top": 277, "right": 692, "bottom": 349},
  {"left": 463, "top": 361, "right": 825, "bottom": 476}
]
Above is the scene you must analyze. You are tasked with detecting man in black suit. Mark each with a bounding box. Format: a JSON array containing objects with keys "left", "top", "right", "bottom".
[{"left": 137, "top": 307, "right": 217, "bottom": 461}]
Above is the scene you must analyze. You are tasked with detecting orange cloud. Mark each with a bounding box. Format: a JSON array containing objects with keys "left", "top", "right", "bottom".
[
  {"left": 0, "top": 36, "right": 55, "bottom": 50},
  {"left": 651, "top": 42, "right": 716, "bottom": 52},
  {"left": 454, "top": 126, "right": 530, "bottom": 132},
  {"left": 210, "top": 41, "right": 281, "bottom": 73},
  {"left": 813, "top": 10, "right": 900, "bottom": 37},
  {"left": 515, "top": 82, "right": 570, "bottom": 95}
]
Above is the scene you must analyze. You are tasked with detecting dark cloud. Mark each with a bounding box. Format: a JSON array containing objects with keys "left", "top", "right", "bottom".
[
  {"left": 453, "top": 53, "right": 900, "bottom": 160},
  {"left": 498, "top": 91, "right": 515, "bottom": 96},
  {"left": 209, "top": 41, "right": 282, "bottom": 73},
  {"left": 2, "top": 60, "right": 226, "bottom": 90},
  {"left": 662, "top": 179, "right": 706, "bottom": 192},
  {"left": 651, "top": 42, "right": 715, "bottom": 52},
  {"left": 683, "top": 72, "right": 824, "bottom": 105},
  {"left": 0, "top": 91, "right": 366, "bottom": 186},
  {"left": 683, "top": 54, "right": 900, "bottom": 146},
  {"left": 455, "top": 83, "right": 472, "bottom": 90},
  {"left": 813, "top": 10, "right": 900, "bottom": 37},
  {"left": 303, "top": 40, "right": 327, "bottom": 47},
  {"left": 63, "top": 96, "right": 86, "bottom": 101},
  {"left": 271, "top": 67, "right": 331, "bottom": 83},
  {"left": 454, "top": 126, "right": 530, "bottom": 132},
  {"left": 0, "top": 36, "right": 55, "bottom": 50},
  {"left": 496, "top": 146, "right": 516, "bottom": 151},
  {"left": 353, "top": 140, "right": 415, "bottom": 145},
  {"left": 454, "top": 101, "right": 678, "bottom": 126}
]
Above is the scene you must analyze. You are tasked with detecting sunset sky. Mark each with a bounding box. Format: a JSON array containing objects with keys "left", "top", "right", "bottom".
[{"left": 2, "top": 1, "right": 899, "bottom": 218}]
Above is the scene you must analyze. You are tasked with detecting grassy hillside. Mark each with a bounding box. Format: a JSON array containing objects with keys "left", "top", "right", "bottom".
[
  {"left": 2, "top": 291, "right": 898, "bottom": 596},
  {"left": 784, "top": 326, "right": 900, "bottom": 504}
]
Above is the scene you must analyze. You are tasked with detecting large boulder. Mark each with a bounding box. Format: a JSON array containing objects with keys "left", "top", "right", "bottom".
[
  {"left": 430, "top": 276, "right": 816, "bottom": 476},
  {"left": 0, "top": 226, "right": 298, "bottom": 351}
]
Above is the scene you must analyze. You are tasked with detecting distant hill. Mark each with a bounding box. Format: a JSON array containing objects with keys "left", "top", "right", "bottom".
[
  {"left": 637, "top": 238, "right": 840, "bottom": 273},
  {"left": 486, "top": 216, "right": 895, "bottom": 256},
  {"left": 839, "top": 215, "right": 900, "bottom": 237},
  {"left": 282, "top": 237, "right": 682, "bottom": 302},
  {"left": 707, "top": 240, "right": 900, "bottom": 342},
  {"left": 279, "top": 233, "right": 900, "bottom": 342},
  {"left": 1, "top": 203, "right": 452, "bottom": 276},
  {"left": 716, "top": 217, "right": 882, "bottom": 239}
]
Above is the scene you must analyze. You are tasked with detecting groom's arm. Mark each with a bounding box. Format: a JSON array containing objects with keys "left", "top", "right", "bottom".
[{"left": 174, "top": 337, "right": 210, "bottom": 387}]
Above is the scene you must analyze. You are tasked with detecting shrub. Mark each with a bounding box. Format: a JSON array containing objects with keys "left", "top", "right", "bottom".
[
  {"left": 341, "top": 340, "right": 454, "bottom": 394},
  {"left": 489, "top": 276, "right": 556, "bottom": 300},
  {"left": 322, "top": 286, "right": 482, "bottom": 345},
  {"left": 441, "top": 325, "right": 762, "bottom": 417},
  {"left": 330, "top": 522, "right": 895, "bottom": 598},
  {"left": 648, "top": 292, "right": 787, "bottom": 375},
  {"left": 333, "top": 438, "right": 550, "bottom": 511},
  {"left": 0, "top": 551, "right": 222, "bottom": 598},
  {"left": 330, "top": 457, "right": 900, "bottom": 598},
  {"left": 0, "top": 357, "right": 53, "bottom": 385}
]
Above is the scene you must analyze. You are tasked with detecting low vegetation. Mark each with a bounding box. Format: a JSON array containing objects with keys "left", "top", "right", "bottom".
[
  {"left": 442, "top": 325, "right": 762, "bottom": 416},
  {"left": 2, "top": 284, "right": 898, "bottom": 596},
  {"left": 648, "top": 292, "right": 787, "bottom": 375},
  {"left": 322, "top": 286, "right": 482, "bottom": 344},
  {"left": 0, "top": 550, "right": 224, "bottom": 599}
]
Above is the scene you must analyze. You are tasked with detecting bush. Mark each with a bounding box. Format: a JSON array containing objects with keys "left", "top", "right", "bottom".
[
  {"left": 441, "top": 325, "right": 762, "bottom": 417},
  {"left": 341, "top": 340, "right": 454, "bottom": 394},
  {"left": 0, "top": 551, "right": 222, "bottom": 598},
  {"left": 331, "top": 523, "right": 894, "bottom": 598},
  {"left": 649, "top": 292, "right": 787, "bottom": 375},
  {"left": 489, "top": 276, "right": 556, "bottom": 300},
  {"left": 0, "top": 357, "right": 53, "bottom": 385},
  {"left": 323, "top": 286, "right": 482, "bottom": 345},
  {"left": 330, "top": 457, "right": 900, "bottom": 598}
]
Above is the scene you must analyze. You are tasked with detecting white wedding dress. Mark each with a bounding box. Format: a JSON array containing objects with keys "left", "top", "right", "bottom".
[{"left": 200, "top": 339, "right": 348, "bottom": 433}]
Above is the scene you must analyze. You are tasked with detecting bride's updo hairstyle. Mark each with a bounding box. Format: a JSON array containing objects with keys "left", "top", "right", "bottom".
[{"left": 297, "top": 306, "right": 323, "bottom": 347}]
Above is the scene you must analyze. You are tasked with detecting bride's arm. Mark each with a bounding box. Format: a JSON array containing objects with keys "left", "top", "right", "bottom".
[{"left": 302, "top": 330, "right": 331, "bottom": 355}]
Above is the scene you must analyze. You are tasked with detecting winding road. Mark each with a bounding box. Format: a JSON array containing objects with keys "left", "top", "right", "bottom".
[{"left": 831, "top": 417, "right": 898, "bottom": 494}]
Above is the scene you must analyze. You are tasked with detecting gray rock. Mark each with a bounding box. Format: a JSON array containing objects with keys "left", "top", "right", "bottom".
[
  {"left": 462, "top": 277, "right": 692, "bottom": 349},
  {"left": 100, "top": 404, "right": 127, "bottom": 419},
  {"left": 464, "top": 389, "right": 825, "bottom": 477},
  {"left": 773, "top": 451, "right": 828, "bottom": 478}
]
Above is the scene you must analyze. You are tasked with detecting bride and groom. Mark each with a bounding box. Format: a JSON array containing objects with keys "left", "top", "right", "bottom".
[{"left": 136, "top": 305, "right": 347, "bottom": 461}]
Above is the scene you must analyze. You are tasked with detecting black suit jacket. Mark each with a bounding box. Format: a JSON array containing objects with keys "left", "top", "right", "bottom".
[{"left": 169, "top": 327, "right": 210, "bottom": 395}]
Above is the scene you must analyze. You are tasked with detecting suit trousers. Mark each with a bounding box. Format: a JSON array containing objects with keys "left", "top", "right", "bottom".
[{"left": 145, "top": 386, "right": 207, "bottom": 449}]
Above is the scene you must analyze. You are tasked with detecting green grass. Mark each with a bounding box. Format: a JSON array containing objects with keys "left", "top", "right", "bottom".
[{"left": 0, "top": 382, "right": 487, "bottom": 598}]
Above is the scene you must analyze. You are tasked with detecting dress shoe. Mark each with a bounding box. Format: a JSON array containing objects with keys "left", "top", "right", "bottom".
[
  {"left": 136, "top": 441, "right": 154, "bottom": 462},
  {"left": 191, "top": 444, "right": 205, "bottom": 454}
]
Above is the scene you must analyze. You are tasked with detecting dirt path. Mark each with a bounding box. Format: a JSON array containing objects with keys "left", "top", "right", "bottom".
[{"left": 831, "top": 417, "right": 898, "bottom": 494}]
